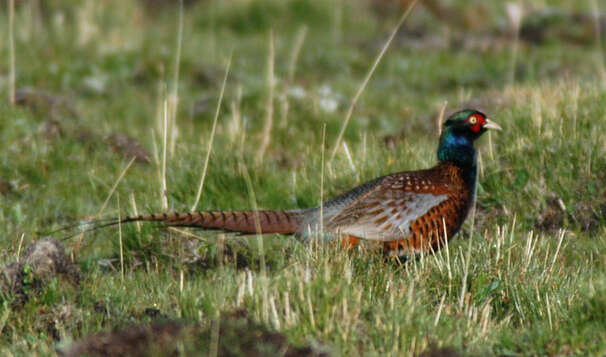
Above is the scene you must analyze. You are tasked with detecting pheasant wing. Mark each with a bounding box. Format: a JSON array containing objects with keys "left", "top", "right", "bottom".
[{"left": 325, "top": 175, "right": 448, "bottom": 241}]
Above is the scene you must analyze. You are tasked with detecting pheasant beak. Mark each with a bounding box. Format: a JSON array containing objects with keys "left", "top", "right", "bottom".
[{"left": 483, "top": 119, "right": 502, "bottom": 131}]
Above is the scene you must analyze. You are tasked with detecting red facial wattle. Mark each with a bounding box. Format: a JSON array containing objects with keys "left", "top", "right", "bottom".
[{"left": 468, "top": 114, "right": 486, "bottom": 133}]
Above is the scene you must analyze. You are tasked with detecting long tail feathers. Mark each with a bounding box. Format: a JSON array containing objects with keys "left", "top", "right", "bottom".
[
  {"left": 127, "top": 210, "right": 303, "bottom": 234},
  {"left": 54, "top": 210, "right": 306, "bottom": 240}
]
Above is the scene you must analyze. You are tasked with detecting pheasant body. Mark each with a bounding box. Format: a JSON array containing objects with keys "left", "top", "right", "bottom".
[
  {"left": 84, "top": 109, "right": 500, "bottom": 257},
  {"left": 320, "top": 162, "right": 475, "bottom": 255}
]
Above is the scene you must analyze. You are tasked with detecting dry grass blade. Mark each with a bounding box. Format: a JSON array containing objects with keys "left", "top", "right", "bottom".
[
  {"left": 129, "top": 192, "right": 141, "bottom": 232},
  {"left": 256, "top": 30, "right": 275, "bottom": 165},
  {"left": 8, "top": 0, "right": 16, "bottom": 105},
  {"left": 434, "top": 293, "right": 447, "bottom": 326},
  {"left": 329, "top": 0, "right": 418, "bottom": 162},
  {"left": 548, "top": 229, "right": 566, "bottom": 275},
  {"left": 74, "top": 157, "right": 136, "bottom": 251},
  {"left": 191, "top": 54, "right": 233, "bottom": 211},
  {"left": 167, "top": 227, "right": 206, "bottom": 241},
  {"left": 240, "top": 164, "right": 267, "bottom": 276},
  {"left": 342, "top": 141, "right": 356, "bottom": 172},
  {"left": 590, "top": 0, "right": 606, "bottom": 85},
  {"left": 240, "top": 163, "right": 271, "bottom": 323},
  {"left": 161, "top": 99, "right": 169, "bottom": 210},
  {"left": 97, "top": 157, "right": 137, "bottom": 217},
  {"left": 16, "top": 233, "right": 24, "bottom": 260},
  {"left": 169, "top": 0, "right": 184, "bottom": 156},
  {"left": 436, "top": 101, "right": 447, "bottom": 136},
  {"left": 288, "top": 26, "right": 308, "bottom": 82},
  {"left": 118, "top": 195, "right": 124, "bottom": 282},
  {"left": 320, "top": 124, "right": 327, "bottom": 234},
  {"left": 209, "top": 312, "right": 220, "bottom": 357},
  {"left": 506, "top": 2, "right": 523, "bottom": 86},
  {"left": 546, "top": 293, "right": 553, "bottom": 330}
]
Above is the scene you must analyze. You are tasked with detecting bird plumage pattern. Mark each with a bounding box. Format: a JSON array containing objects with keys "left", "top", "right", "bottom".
[{"left": 76, "top": 109, "right": 501, "bottom": 257}]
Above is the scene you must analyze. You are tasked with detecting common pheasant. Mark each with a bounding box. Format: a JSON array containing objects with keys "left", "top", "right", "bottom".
[{"left": 81, "top": 109, "right": 500, "bottom": 257}]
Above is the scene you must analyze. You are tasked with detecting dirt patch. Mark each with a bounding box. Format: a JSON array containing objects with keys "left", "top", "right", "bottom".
[
  {"left": 370, "top": 2, "right": 606, "bottom": 54},
  {"left": 1, "top": 237, "right": 80, "bottom": 305},
  {"left": 37, "top": 304, "right": 84, "bottom": 341},
  {"left": 15, "top": 88, "right": 79, "bottom": 141},
  {"left": 75, "top": 128, "right": 151, "bottom": 165},
  {"left": 60, "top": 321, "right": 187, "bottom": 357},
  {"left": 371, "top": 0, "right": 490, "bottom": 32},
  {"left": 207, "top": 309, "right": 327, "bottom": 357},
  {"left": 140, "top": 0, "right": 204, "bottom": 12},
  {"left": 520, "top": 10, "right": 606, "bottom": 46},
  {"left": 536, "top": 194, "right": 568, "bottom": 233},
  {"left": 0, "top": 179, "right": 15, "bottom": 196},
  {"left": 106, "top": 132, "right": 151, "bottom": 163},
  {"left": 15, "top": 87, "right": 151, "bottom": 164},
  {"left": 572, "top": 198, "right": 606, "bottom": 234},
  {"left": 60, "top": 309, "right": 327, "bottom": 357},
  {"left": 127, "top": 306, "right": 171, "bottom": 322},
  {"left": 190, "top": 241, "right": 253, "bottom": 271},
  {"left": 472, "top": 203, "right": 507, "bottom": 237},
  {"left": 535, "top": 192, "right": 606, "bottom": 234},
  {"left": 15, "top": 88, "right": 77, "bottom": 117},
  {"left": 418, "top": 346, "right": 463, "bottom": 357}
]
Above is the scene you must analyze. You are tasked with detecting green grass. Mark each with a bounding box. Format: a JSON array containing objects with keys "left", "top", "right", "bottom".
[{"left": 1, "top": 0, "right": 606, "bottom": 355}]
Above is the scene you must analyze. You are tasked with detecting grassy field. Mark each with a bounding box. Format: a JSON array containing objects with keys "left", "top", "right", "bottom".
[{"left": 1, "top": 0, "right": 606, "bottom": 355}]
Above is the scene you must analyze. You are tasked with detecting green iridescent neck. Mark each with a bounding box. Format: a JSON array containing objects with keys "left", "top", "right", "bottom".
[{"left": 437, "top": 127, "right": 477, "bottom": 169}]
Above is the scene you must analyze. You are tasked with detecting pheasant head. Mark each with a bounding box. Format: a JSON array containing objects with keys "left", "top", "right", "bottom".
[{"left": 437, "top": 109, "right": 501, "bottom": 168}]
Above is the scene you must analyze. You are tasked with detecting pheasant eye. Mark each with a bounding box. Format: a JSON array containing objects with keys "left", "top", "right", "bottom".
[{"left": 468, "top": 116, "right": 478, "bottom": 125}]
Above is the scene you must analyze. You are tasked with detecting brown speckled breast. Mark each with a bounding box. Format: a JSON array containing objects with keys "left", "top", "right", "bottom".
[{"left": 381, "top": 163, "right": 473, "bottom": 256}]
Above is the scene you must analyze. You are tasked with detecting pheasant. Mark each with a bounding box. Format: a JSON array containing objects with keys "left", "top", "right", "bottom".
[{"left": 78, "top": 109, "right": 500, "bottom": 257}]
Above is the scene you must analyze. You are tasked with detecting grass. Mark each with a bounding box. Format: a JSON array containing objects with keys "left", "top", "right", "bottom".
[{"left": 1, "top": 0, "right": 606, "bottom": 355}]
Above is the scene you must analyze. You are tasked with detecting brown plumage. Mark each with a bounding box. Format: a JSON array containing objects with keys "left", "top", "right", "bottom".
[{"left": 369, "top": 163, "right": 473, "bottom": 255}]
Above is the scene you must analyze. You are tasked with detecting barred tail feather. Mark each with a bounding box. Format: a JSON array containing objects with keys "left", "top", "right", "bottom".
[{"left": 121, "top": 210, "right": 304, "bottom": 234}]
